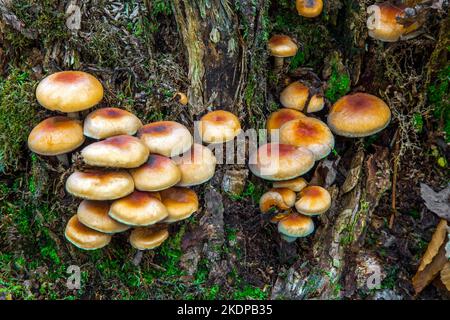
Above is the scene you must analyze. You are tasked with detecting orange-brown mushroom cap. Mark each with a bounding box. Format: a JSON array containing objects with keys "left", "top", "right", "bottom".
[
  {"left": 268, "top": 35, "right": 298, "bottom": 57},
  {"left": 66, "top": 170, "right": 134, "bottom": 200},
  {"left": 130, "top": 154, "right": 181, "bottom": 192},
  {"left": 77, "top": 200, "right": 129, "bottom": 234},
  {"left": 81, "top": 135, "right": 149, "bottom": 168},
  {"left": 160, "top": 187, "right": 199, "bottom": 223},
  {"left": 296, "top": 0, "right": 323, "bottom": 18},
  {"left": 138, "top": 121, "right": 193, "bottom": 157},
  {"left": 266, "top": 108, "right": 306, "bottom": 135},
  {"left": 173, "top": 144, "right": 217, "bottom": 186},
  {"left": 278, "top": 213, "right": 315, "bottom": 238},
  {"left": 273, "top": 177, "right": 308, "bottom": 192},
  {"left": 327, "top": 93, "right": 391, "bottom": 137},
  {"left": 295, "top": 186, "right": 331, "bottom": 216},
  {"left": 280, "top": 82, "right": 310, "bottom": 111},
  {"left": 259, "top": 188, "right": 296, "bottom": 213},
  {"left": 198, "top": 110, "right": 241, "bottom": 143},
  {"left": 83, "top": 107, "right": 142, "bottom": 139},
  {"left": 306, "top": 94, "right": 325, "bottom": 113},
  {"left": 109, "top": 191, "right": 168, "bottom": 226},
  {"left": 28, "top": 116, "right": 85, "bottom": 156},
  {"left": 279, "top": 117, "right": 335, "bottom": 160},
  {"left": 65, "top": 215, "right": 112, "bottom": 250},
  {"left": 36, "top": 71, "right": 103, "bottom": 112},
  {"left": 249, "top": 143, "right": 315, "bottom": 181},
  {"left": 129, "top": 227, "right": 169, "bottom": 250}
]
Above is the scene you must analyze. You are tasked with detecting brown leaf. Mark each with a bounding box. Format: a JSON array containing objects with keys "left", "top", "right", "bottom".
[
  {"left": 412, "top": 243, "right": 448, "bottom": 294},
  {"left": 418, "top": 219, "right": 448, "bottom": 272},
  {"left": 440, "top": 262, "right": 450, "bottom": 292}
]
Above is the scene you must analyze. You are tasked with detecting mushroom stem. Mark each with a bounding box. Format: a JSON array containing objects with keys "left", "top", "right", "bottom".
[
  {"left": 68, "top": 112, "right": 80, "bottom": 119},
  {"left": 56, "top": 154, "right": 70, "bottom": 166},
  {"left": 274, "top": 57, "right": 285, "bottom": 73},
  {"left": 132, "top": 250, "right": 144, "bottom": 266}
]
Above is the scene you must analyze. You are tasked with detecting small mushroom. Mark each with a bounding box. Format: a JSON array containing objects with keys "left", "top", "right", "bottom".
[
  {"left": 160, "top": 187, "right": 199, "bottom": 223},
  {"left": 327, "top": 93, "right": 391, "bottom": 137},
  {"left": 84, "top": 107, "right": 142, "bottom": 139},
  {"left": 278, "top": 213, "right": 315, "bottom": 241},
  {"left": 198, "top": 110, "right": 241, "bottom": 144},
  {"left": 129, "top": 226, "right": 169, "bottom": 250},
  {"left": 259, "top": 188, "right": 296, "bottom": 213},
  {"left": 306, "top": 94, "right": 325, "bottom": 113},
  {"left": 270, "top": 212, "right": 291, "bottom": 224},
  {"left": 296, "top": 0, "right": 323, "bottom": 18},
  {"left": 173, "top": 92, "right": 188, "bottom": 105},
  {"left": 65, "top": 215, "right": 112, "bottom": 250},
  {"left": 28, "top": 116, "right": 85, "bottom": 166},
  {"left": 295, "top": 185, "right": 331, "bottom": 216},
  {"left": 273, "top": 177, "right": 308, "bottom": 192},
  {"left": 280, "top": 82, "right": 310, "bottom": 111},
  {"left": 173, "top": 144, "right": 217, "bottom": 186},
  {"left": 266, "top": 108, "right": 306, "bottom": 135},
  {"left": 77, "top": 200, "right": 130, "bottom": 234},
  {"left": 268, "top": 35, "right": 298, "bottom": 72}
]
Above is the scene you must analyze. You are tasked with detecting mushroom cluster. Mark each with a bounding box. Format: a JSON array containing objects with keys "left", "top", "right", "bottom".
[{"left": 28, "top": 71, "right": 241, "bottom": 252}]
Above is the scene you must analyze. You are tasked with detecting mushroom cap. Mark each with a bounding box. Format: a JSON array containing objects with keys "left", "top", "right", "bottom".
[
  {"left": 65, "top": 215, "right": 112, "bottom": 250},
  {"left": 259, "top": 188, "right": 296, "bottom": 213},
  {"left": 306, "top": 94, "right": 325, "bottom": 113},
  {"left": 270, "top": 212, "right": 290, "bottom": 224},
  {"left": 273, "top": 177, "right": 308, "bottom": 192},
  {"left": 129, "top": 227, "right": 169, "bottom": 250},
  {"left": 249, "top": 143, "right": 315, "bottom": 181},
  {"left": 109, "top": 191, "right": 168, "bottom": 226},
  {"left": 77, "top": 200, "right": 129, "bottom": 234},
  {"left": 278, "top": 213, "right": 315, "bottom": 238},
  {"left": 266, "top": 108, "right": 306, "bottom": 134},
  {"left": 28, "top": 116, "right": 85, "bottom": 156},
  {"left": 130, "top": 154, "right": 181, "bottom": 192},
  {"left": 295, "top": 186, "right": 331, "bottom": 216},
  {"left": 327, "top": 93, "right": 391, "bottom": 137},
  {"left": 296, "top": 0, "right": 323, "bottom": 18},
  {"left": 280, "top": 82, "right": 310, "bottom": 110},
  {"left": 36, "top": 71, "right": 103, "bottom": 112},
  {"left": 83, "top": 107, "right": 142, "bottom": 139},
  {"left": 66, "top": 170, "right": 134, "bottom": 200},
  {"left": 160, "top": 187, "right": 199, "bottom": 223},
  {"left": 198, "top": 110, "right": 241, "bottom": 143},
  {"left": 173, "top": 144, "right": 217, "bottom": 186},
  {"left": 268, "top": 35, "right": 298, "bottom": 57},
  {"left": 279, "top": 117, "right": 335, "bottom": 160},
  {"left": 81, "top": 135, "right": 149, "bottom": 168},
  {"left": 138, "top": 121, "right": 193, "bottom": 157}
]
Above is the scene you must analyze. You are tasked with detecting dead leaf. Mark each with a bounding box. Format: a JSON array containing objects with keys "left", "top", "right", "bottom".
[
  {"left": 66, "top": 3, "right": 81, "bottom": 31},
  {"left": 440, "top": 262, "right": 450, "bottom": 292},
  {"left": 412, "top": 243, "right": 447, "bottom": 294},
  {"left": 418, "top": 219, "right": 448, "bottom": 272},
  {"left": 420, "top": 183, "right": 450, "bottom": 221}
]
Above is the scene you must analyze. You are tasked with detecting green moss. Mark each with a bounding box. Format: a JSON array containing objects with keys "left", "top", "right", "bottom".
[
  {"left": 428, "top": 63, "right": 450, "bottom": 142},
  {"left": 325, "top": 63, "right": 351, "bottom": 103}
]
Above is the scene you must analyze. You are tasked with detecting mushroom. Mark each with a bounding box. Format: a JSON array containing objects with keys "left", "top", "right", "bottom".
[
  {"left": 76, "top": 200, "right": 129, "bottom": 234},
  {"left": 296, "top": 0, "right": 323, "bottom": 18},
  {"left": 279, "top": 117, "right": 335, "bottom": 160},
  {"left": 268, "top": 35, "right": 298, "bottom": 72},
  {"left": 36, "top": 71, "right": 103, "bottom": 119},
  {"left": 129, "top": 226, "right": 169, "bottom": 250},
  {"left": 198, "top": 110, "right": 241, "bottom": 144},
  {"left": 173, "top": 92, "right": 188, "bottom": 105},
  {"left": 259, "top": 188, "right": 296, "bottom": 213},
  {"left": 109, "top": 191, "right": 168, "bottom": 226},
  {"left": 27, "top": 116, "right": 85, "bottom": 166},
  {"left": 248, "top": 143, "right": 315, "bottom": 181},
  {"left": 173, "top": 144, "right": 217, "bottom": 186},
  {"left": 295, "top": 186, "right": 331, "bottom": 216},
  {"left": 327, "top": 93, "right": 391, "bottom": 137},
  {"left": 81, "top": 135, "right": 149, "bottom": 168},
  {"left": 130, "top": 154, "right": 181, "bottom": 192},
  {"left": 273, "top": 177, "right": 308, "bottom": 192},
  {"left": 66, "top": 170, "right": 134, "bottom": 200},
  {"left": 270, "top": 212, "right": 291, "bottom": 224},
  {"left": 306, "top": 94, "right": 325, "bottom": 113},
  {"left": 366, "top": 2, "right": 421, "bottom": 42},
  {"left": 280, "top": 82, "right": 310, "bottom": 111},
  {"left": 160, "top": 187, "right": 199, "bottom": 223},
  {"left": 278, "top": 213, "right": 315, "bottom": 241},
  {"left": 266, "top": 108, "right": 306, "bottom": 135},
  {"left": 65, "top": 215, "right": 112, "bottom": 250},
  {"left": 138, "top": 121, "right": 193, "bottom": 157},
  {"left": 84, "top": 107, "right": 142, "bottom": 139}
]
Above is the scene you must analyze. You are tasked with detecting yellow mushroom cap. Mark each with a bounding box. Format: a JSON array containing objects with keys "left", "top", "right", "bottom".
[
  {"left": 280, "top": 82, "right": 310, "bottom": 111},
  {"left": 36, "top": 71, "right": 103, "bottom": 112},
  {"left": 28, "top": 116, "right": 85, "bottom": 156},
  {"left": 295, "top": 186, "right": 331, "bottom": 216},
  {"left": 278, "top": 213, "right": 315, "bottom": 238},
  {"left": 279, "top": 117, "right": 335, "bottom": 160},
  {"left": 83, "top": 107, "right": 142, "bottom": 139},
  {"left": 306, "top": 94, "right": 325, "bottom": 113},
  {"left": 273, "top": 177, "right": 308, "bottom": 192},
  {"left": 249, "top": 143, "right": 315, "bottom": 181},
  {"left": 138, "top": 121, "right": 193, "bottom": 157},
  {"left": 296, "top": 0, "right": 323, "bottom": 18},
  {"left": 109, "top": 191, "right": 168, "bottom": 226},
  {"left": 268, "top": 35, "right": 298, "bottom": 57},
  {"left": 198, "top": 110, "right": 241, "bottom": 143},
  {"left": 77, "top": 200, "right": 129, "bottom": 234},
  {"left": 66, "top": 170, "right": 134, "bottom": 200},
  {"left": 266, "top": 108, "right": 306, "bottom": 134},
  {"left": 129, "top": 227, "right": 169, "bottom": 250},
  {"left": 65, "top": 215, "right": 112, "bottom": 250},
  {"left": 130, "top": 154, "right": 181, "bottom": 192},
  {"left": 173, "top": 144, "right": 217, "bottom": 187},
  {"left": 259, "top": 188, "right": 296, "bottom": 213},
  {"left": 327, "top": 93, "right": 391, "bottom": 137},
  {"left": 160, "top": 187, "right": 199, "bottom": 223}
]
